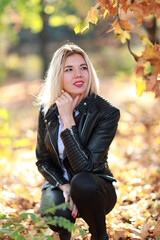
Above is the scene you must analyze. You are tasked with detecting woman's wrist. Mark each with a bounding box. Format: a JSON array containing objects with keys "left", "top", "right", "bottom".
[
  {"left": 63, "top": 117, "right": 75, "bottom": 129},
  {"left": 59, "top": 183, "right": 70, "bottom": 191}
]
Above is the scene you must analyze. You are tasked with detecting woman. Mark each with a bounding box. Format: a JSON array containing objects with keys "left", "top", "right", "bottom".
[{"left": 36, "top": 43, "right": 120, "bottom": 240}]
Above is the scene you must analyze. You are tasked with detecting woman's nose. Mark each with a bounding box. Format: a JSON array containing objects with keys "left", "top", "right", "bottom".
[{"left": 74, "top": 68, "right": 81, "bottom": 77}]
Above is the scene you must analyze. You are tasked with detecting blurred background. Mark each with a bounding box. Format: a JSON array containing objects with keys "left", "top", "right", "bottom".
[{"left": 0, "top": 0, "right": 160, "bottom": 239}]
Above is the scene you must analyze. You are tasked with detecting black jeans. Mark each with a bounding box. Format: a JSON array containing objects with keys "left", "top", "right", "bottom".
[{"left": 40, "top": 172, "right": 117, "bottom": 239}]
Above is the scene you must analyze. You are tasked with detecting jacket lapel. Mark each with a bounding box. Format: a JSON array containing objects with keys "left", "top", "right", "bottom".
[{"left": 45, "top": 106, "right": 59, "bottom": 154}]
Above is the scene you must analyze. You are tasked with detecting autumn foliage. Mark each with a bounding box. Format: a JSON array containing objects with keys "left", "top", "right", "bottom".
[
  {"left": 0, "top": 80, "right": 160, "bottom": 239},
  {"left": 74, "top": 0, "right": 160, "bottom": 97}
]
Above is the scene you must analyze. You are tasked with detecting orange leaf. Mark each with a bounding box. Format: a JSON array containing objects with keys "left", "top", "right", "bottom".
[
  {"left": 141, "top": 221, "right": 151, "bottom": 239},
  {"left": 153, "top": 219, "right": 160, "bottom": 237},
  {"left": 114, "top": 229, "right": 126, "bottom": 240},
  {"left": 114, "top": 19, "right": 132, "bottom": 31}
]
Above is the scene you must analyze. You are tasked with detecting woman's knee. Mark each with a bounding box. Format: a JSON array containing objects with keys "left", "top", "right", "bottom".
[{"left": 70, "top": 172, "right": 100, "bottom": 200}]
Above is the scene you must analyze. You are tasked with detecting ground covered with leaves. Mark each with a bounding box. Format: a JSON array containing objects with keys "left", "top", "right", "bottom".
[{"left": 0, "top": 79, "right": 160, "bottom": 240}]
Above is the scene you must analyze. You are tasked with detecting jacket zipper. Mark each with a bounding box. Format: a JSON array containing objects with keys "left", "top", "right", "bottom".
[
  {"left": 42, "top": 166, "right": 60, "bottom": 186},
  {"left": 46, "top": 123, "right": 61, "bottom": 167},
  {"left": 69, "top": 127, "right": 88, "bottom": 159},
  {"left": 81, "top": 113, "right": 90, "bottom": 137}
]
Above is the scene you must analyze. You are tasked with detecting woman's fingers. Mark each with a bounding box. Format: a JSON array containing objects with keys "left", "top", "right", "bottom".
[
  {"left": 70, "top": 197, "right": 78, "bottom": 218},
  {"left": 72, "top": 203, "right": 78, "bottom": 219},
  {"left": 62, "top": 92, "right": 73, "bottom": 101},
  {"left": 57, "top": 92, "right": 72, "bottom": 104},
  {"left": 60, "top": 184, "right": 71, "bottom": 203},
  {"left": 57, "top": 92, "right": 80, "bottom": 110}
]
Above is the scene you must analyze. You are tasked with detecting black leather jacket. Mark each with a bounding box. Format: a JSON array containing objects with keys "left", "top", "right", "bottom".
[{"left": 36, "top": 93, "right": 120, "bottom": 189}]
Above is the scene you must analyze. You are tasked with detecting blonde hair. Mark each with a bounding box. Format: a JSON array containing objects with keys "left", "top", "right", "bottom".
[{"left": 36, "top": 43, "right": 99, "bottom": 115}]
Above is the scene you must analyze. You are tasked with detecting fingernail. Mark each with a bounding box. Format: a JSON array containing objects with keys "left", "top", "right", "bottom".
[{"left": 72, "top": 213, "right": 76, "bottom": 218}]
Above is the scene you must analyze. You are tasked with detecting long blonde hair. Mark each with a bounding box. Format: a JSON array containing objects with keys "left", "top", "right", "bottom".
[{"left": 36, "top": 43, "right": 99, "bottom": 115}]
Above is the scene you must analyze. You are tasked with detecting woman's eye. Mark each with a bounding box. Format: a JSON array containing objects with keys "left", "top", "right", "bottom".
[
  {"left": 65, "top": 68, "right": 72, "bottom": 72},
  {"left": 81, "top": 66, "right": 88, "bottom": 70}
]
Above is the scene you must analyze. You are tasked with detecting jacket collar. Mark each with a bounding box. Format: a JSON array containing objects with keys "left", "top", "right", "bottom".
[{"left": 75, "top": 93, "right": 96, "bottom": 113}]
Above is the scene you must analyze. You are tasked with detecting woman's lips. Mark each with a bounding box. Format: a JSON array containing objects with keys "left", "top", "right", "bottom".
[{"left": 73, "top": 81, "right": 84, "bottom": 88}]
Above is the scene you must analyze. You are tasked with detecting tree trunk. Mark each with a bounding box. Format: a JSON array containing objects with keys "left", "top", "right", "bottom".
[{"left": 39, "top": 0, "right": 49, "bottom": 79}]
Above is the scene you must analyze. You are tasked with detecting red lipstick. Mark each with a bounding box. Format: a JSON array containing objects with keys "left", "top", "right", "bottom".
[{"left": 73, "top": 81, "right": 84, "bottom": 88}]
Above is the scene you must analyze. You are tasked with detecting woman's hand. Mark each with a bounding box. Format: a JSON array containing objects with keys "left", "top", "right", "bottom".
[
  {"left": 59, "top": 183, "right": 78, "bottom": 218},
  {"left": 56, "top": 92, "right": 80, "bottom": 129},
  {"left": 59, "top": 183, "right": 71, "bottom": 203},
  {"left": 70, "top": 196, "right": 78, "bottom": 219}
]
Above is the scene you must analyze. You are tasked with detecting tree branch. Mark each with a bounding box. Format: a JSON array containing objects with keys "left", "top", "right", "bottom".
[{"left": 116, "top": 0, "right": 138, "bottom": 62}]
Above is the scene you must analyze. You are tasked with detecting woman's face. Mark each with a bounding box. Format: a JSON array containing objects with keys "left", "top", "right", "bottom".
[{"left": 62, "top": 53, "right": 89, "bottom": 98}]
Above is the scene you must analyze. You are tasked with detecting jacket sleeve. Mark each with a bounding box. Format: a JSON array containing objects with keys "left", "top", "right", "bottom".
[
  {"left": 36, "top": 107, "right": 68, "bottom": 187},
  {"left": 60, "top": 106, "right": 120, "bottom": 173}
]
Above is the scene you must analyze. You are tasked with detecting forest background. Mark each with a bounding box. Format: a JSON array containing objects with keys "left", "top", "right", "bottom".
[{"left": 0, "top": 0, "right": 160, "bottom": 239}]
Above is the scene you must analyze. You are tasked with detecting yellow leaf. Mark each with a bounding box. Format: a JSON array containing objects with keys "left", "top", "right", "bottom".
[
  {"left": 49, "top": 15, "right": 65, "bottom": 27},
  {"left": 135, "top": 77, "right": 146, "bottom": 96},
  {"left": 114, "top": 28, "right": 130, "bottom": 43},
  {"left": 0, "top": 109, "right": 9, "bottom": 121},
  {"left": 0, "top": 138, "right": 12, "bottom": 147},
  {"left": 87, "top": 3, "right": 99, "bottom": 24},
  {"left": 121, "top": 30, "right": 130, "bottom": 43},
  {"left": 74, "top": 19, "right": 89, "bottom": 34},
  {"left": 13, "top": 138, "right": 30, "bottom": 148},
  {"left": 44, "top": 5, "right": 55, "bottom": 14},
  {"left": 115, "top": 28, "right": 123, "bottom": 35},
  {"left": 103, "top": 9, "right": 108, "bottom": 19},
  {"left": 141, "top": 35, "right": 153, "bottom": 47},
  {"left": 155, "top": 137, "right": 160, "bottom": 145}
]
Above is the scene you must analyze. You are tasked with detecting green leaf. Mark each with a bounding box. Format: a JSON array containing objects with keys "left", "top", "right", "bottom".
[
  {"left": 17, "top": 227, "right": 26, "bottom": 232},
  {"left": 18, "top": 213, "right": 29, "bottom": 219},
  {"left": 0, "top": 214, "right": 7, "bottom": 220},
  {"left": 2, "top": 222, "right": 12, "bottom": 228},
  {"left": 144, "top": 61, "right": 154, "bottom": 75},
  {"left": 79, "top": 228, "right": 86, "bottom": 238},
  {"left": 30, "top": 213, "right": 38, "bottom": 222},
  {"left": 11, "top": 217, "right": 21, "bottom": 223},
  {"left": 16, "top": 234, "right": 25, "bottom": 240},
  {"left": 11, "top": 230, "right": 19, "bottom": 238},
  {"left": 74, "top": 19, "right": 89, "bottom": 34},
  {"left": 55, "top": 203, "right": 69, "bottom": 211},
  {"left": 0, "top": 0, "right": 11, "bottom": 16},
  {"left": 45, "top": 236, "right": 55, "bottom": 240}
]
